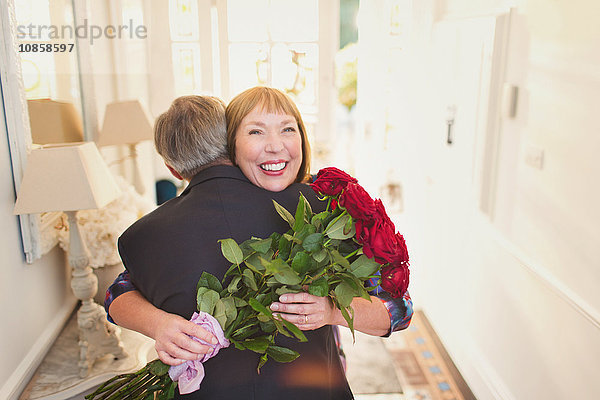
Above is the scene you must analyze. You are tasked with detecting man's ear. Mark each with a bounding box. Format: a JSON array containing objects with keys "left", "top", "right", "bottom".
[{"left": 165, "top": 163, "right": 184, "bottom": 181}]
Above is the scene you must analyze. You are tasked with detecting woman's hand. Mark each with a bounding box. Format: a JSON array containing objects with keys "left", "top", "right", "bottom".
[
  {"left": 269, "top": 292, "right": 341, "bottom": 330},
  {"left": 152, "top": 312, "right": 219, "bottom": 365}
]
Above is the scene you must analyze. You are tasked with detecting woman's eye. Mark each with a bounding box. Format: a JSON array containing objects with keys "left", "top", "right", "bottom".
[
  {"left": 283, "top": 126, "right": 296, "bottom": 133},
  {"left": 249, "top": 129, "right": 261, "bottom": 135}
]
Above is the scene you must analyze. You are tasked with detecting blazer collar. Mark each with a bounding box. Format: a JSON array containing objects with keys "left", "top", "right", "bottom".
[{"left": 181, "top": 164, "right": 249, "bottom": 195}]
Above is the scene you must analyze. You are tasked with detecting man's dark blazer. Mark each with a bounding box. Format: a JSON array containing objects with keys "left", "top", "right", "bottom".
[{"left": 118, "top": 165, "right": 353, "bottom": 399}]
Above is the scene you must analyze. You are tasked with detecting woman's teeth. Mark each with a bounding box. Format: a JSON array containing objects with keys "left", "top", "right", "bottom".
[{"left": 260, "top": 162, "right": 286, "bottom": 172}]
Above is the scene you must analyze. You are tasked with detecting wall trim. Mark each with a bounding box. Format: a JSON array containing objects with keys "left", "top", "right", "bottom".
[
  {"left": 463, "top": 342, "right": 518, "bottom": 400},
  {"left": 480, "top": 214, "right": 600, "bottom": 331},
  {"left": 0, "top": 298, "right": 77, "bottom": 400}
]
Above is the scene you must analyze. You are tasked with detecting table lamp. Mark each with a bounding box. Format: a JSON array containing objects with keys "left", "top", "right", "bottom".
[
  {"left": 14, "top": 142, "right": 126, "bottom": 378},
  {"left": 97, "top": 100, "right": 153, "bottom": 195}
]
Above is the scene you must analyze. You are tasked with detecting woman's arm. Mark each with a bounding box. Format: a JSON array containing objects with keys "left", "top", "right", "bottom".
[{"left": 270, "top": 292, "right": 392, "bottom": 337}]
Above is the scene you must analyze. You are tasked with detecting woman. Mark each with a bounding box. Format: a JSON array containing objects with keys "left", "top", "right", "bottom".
[{"left": 108, "top": 87, "right": 412, "bottom": 398}]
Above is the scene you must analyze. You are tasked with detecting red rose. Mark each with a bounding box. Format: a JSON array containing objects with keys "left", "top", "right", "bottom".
[
  {"left": 391, "top": 232, "right": 409, "bottom": 266},
  {"left": 310, "top": 167, "right": 358, "bottom": 197},
  {"left": 338, "top": 182, "right": 377, "bottom": 221},
  {"left": 380, "top": 264, "right": 410, "bottom": 298},
  {"left": 355, "top": 200, "right": 399, "bottom": 264}
]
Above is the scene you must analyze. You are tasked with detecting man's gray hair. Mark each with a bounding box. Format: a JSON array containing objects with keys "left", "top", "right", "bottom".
[{"left": 154, "top": 96, "right": 228, "bottom": 180}]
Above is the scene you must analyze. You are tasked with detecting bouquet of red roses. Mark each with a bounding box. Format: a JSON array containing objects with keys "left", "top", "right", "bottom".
[
  {"left": 310, "top": 167, "right": 410, "bottom": 299},
  {"left": 86, "top": 167, "right": 409, "bottom": 400}
]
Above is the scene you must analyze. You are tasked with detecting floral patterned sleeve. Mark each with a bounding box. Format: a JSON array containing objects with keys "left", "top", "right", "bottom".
[
  {"left": 104, "top": 270, "right": 137, "bottom": 324},
  {"left": 366, "top": 273, "right": 413, "bottom": 335}
]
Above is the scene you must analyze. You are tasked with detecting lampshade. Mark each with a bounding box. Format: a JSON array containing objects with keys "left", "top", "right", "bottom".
[
  {"left": 27, "top": 99, "right": 84, "bottom": 145},
  {"left": 13, "top": 142, "right": 121, "bottom": 214},
  {"left": 97, "top": 100, "right": 153, "bottom": 146}
]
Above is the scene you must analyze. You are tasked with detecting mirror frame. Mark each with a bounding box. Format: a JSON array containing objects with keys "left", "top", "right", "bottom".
[
  {"left": 0, "top": 1, "right": 44, "bottom": 263},
  {"left": 1, "top": 0, "right": 92, "bottom": 263}
]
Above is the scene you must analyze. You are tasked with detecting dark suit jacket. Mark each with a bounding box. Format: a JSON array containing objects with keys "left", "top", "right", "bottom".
[{"left": 119, "top": 165, "right": 353, "bottom": 400}]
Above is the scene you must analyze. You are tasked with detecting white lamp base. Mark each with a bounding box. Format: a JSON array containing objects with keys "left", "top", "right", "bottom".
[{"left": 66, "top": 211, "right": 126, "bottom": 378}]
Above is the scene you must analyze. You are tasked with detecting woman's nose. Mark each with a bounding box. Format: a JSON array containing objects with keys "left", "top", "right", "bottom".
[{"left": 265, "top": 134, "right": 284, "bottom": 153}]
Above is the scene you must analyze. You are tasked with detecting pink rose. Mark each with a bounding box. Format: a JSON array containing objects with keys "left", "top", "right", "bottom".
[{"left": 168, "top": 312, "right": 230, "bottom": 394}]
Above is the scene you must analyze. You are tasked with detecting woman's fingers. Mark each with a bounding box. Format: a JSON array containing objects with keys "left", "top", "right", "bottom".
[{"left": 270, "top": 292, "right": 334, "bottom": 330}]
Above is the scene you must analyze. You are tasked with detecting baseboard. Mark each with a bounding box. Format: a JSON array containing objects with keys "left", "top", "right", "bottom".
[
  {"left": 426, "top": 315, "right": 517, "bottom": 400},
  {"left": 0, "top": 298, "right": 77, "bottom": 400},
  {"left": 462, "top": 342, "right": 517, "bottom": 400}
]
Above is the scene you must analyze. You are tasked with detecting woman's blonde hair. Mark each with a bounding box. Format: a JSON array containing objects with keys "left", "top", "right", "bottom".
[{"left": 225, "top": 86, "right": 311, "bottom": 183}]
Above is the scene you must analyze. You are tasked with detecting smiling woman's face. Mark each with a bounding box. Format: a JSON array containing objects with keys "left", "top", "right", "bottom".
[{"left": 234, "top": 106, "right": 303, "bottom": 192}]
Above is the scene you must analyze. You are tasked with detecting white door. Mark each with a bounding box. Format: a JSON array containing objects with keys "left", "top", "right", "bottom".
[{"left": 420, "top": 13, "right": 507, "bottom": 297}]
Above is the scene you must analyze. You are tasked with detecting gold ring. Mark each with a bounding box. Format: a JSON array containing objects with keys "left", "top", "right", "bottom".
[{"left": 304, "top": 314, "right": 309, "bottom": 324}]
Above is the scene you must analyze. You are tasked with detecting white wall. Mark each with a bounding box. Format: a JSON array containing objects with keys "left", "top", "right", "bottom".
[
  {"left": 387, "top": 1, "right": 600, "bottom": 399},
  {"left": 0, "top": 95, "right": 75, "bottom": 398}
]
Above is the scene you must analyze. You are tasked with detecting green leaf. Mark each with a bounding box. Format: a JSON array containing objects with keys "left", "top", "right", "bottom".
[
  {"left": 313, "top": 248, "right": 328, "bottom": 263},
  {"left": 311, "top": 210, "right": 329, "bottom": 230},
  {"left": 274, "top": 265, "right": 302, "bottom": 285},
  {"left": 325, "top": 214, "right": 355, "bottom": 240},
  {"left": 196, "top": 271, "right": 223, "bottom": 292},
  {"left": 213, "top": 299, "right": 227, "bottom": 329},
  {"left": 273, "top": 318, "right": 294, "bottom": 338},
  {"left": 224, "top": 263, "right": 240, "bottom": 277},
  {"left": 293, "top": 195, "right": 306, "bottom": 232},
  {"left": 302, "top": 232, "right": 324, "bottom": 253},
  {"left": 245, "top": 253, "right": 265, "bottom": 273},
  {"left": 242, "top": 268, "right": 259, "bottom": 291},
  {"left": 243, "top": 336, "right": 271, "bottom": 353},
  {"left": 273, "top": 200, "right": 295, "bottom": 228},
  {"left": 331, "top": 249, "right": 351, "bottom": 270},
  {"left": 291, "top": 251, "right": 312, "bottom": 275},
  {"left": 230, "top": 338, "right": 246, "bottom": 350},
  {"left": 239, "top": 239, "right": 258, "bottom": 259},
  {"left": 148, "top": 359, "right": 170, "bottom": 376},
  {"left": 248, "top": 297, "right": 273, "bottom": 317},
  {"left": 257, "top": 353, "right": 269, "bottom": 372},
  {"left": 260, "top": 320, "right": 277, "bottom": 333},
  {"left": 167, "top": 381, "right": 177, "bottom": 398},
  {"left": 308, "top": 277, "right": 329, "bottom": 297},
  {"left": 296, "top": 223, "right": 317, "bottom": 242},
  {"left": 249, "top": 238, "right": 272, "bottom": 254},
  {"left": 278, "top": 234, "right": 293, "bottom": 260},
  {"left": 350, "top": 254, "right": 381, "bottom": 278},
  {"left": 267, "top": 345, "right": 301, "bottom": 363},
  {"left": 196, "top": 287, "right": 220, "bottom": 314},
  {"left": 339, "top": 304, "right": 355, "bottom": 340},
  {"left": 227, "top": 275, "right": 242, "bottom": 293},
  {"left": 232, "top": 325, "right": 259, "bottom": 340},
  {"left": 278, "top": 317, "right": 308, "bottom": 342},
  {"left": 301, "top": 193, "right": 313, "bottom": 218},
  {"left": 275, "top": 285, "right": 301, "bottom": 295},
  {"left": 334, "top": 281, "right": 355, "bottom": 308},
  {"left": 221, "top": 297, "right": 238, "bottom": 329},
  {"left": 233, "top": 296, "right": 248, "bottom": 307},
  {"left": 219, "top": 238, "right": 244, "bottom": 264},
  {"left": 263, "top": 257, "right": 289, "bottom": 274}
]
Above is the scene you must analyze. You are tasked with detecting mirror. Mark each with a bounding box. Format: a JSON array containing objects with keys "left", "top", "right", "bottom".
[{"left": 1, "top": 0, "right": 86, "bottom": 262}]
